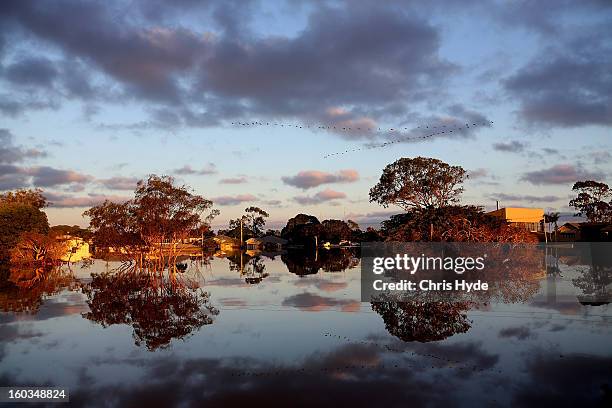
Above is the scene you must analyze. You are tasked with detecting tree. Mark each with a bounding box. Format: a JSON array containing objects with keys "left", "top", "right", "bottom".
[
  {"left": 369, "top": 157, "right": 467, "bottom": 210},
  {"left": 0, "top": 201, "right": 49, "bottom": 261},
  {"left": 281, "top": 214, "right": 322, "bottom": 246},
  {"left": 569, "top": 180, "right": 612, "bottom": 223},
  {"left": 544, "top": 212, "right": 560, "bottom": 240},
  {"left": 244, "top": 206, "right": 269, "bottom": 237},
  {"left": 10, "top": 232, "right": 68, "bottom": 265},
  {"left": 321, "top": 219, "right": 352, "bottom": 243},
  {"left": 380, "top": 206, "right": 537, "bottom": 243},
  {"left": 0, "top": 189, "right": 48, "bottom": 209},
  {"left": 84, "top": 175, "right": 217, "bottom": 261}
]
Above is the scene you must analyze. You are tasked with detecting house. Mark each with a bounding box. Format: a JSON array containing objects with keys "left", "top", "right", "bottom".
[
  {"left": 556, "top": 222, "right": 582, "bottom": 241},
  {"left": 245, "top": 237, "right": 262, "bottom": 250},
  {"left": 56, "top": 235, "right": 91, "bottom": 262},
  {"left": 487, "top": 207, "right": 544, "bottom": 232},
  {"left": 246, "top": 235, "right": 288, "bottom": 251},
  {"left": 260, "top": 235, "right": 288, "bottom": 251},
  {"left": 213, "top": 235, "right": 241, "bottom": 252}
]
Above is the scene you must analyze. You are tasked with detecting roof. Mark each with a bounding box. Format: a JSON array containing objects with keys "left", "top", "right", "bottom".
[
  {"left": 260, "top": 235, "right": 288, "bottom": 244},
  {"left": 559, "top": 222, "right": 582, "bottom": 231},
  {"left": 246, "top": 237, "right": 261, "bottom": 244}
]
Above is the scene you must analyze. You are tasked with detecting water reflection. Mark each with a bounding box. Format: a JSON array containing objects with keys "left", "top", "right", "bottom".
[
  {"left": 371, "top": 298, "right": 473, "bottom": 342},
  {"left": 81, "top": 266, "right": 219, "bottom": 351},
  {"left": 0, "top": 263, "right": 76, "bottom": 313},
  {"left": 226, "top": 252, "right": 269, "bottom": 284},
  {"left": 0, "top": 244, "right": 611, "bottom": 406},
  {"left": 282, "top": 248, "right": 359, "bottom": 275}
]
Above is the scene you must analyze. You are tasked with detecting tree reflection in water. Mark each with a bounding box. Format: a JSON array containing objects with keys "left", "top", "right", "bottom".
[
  {"left": 371, "top": 298, "right": 473, "bottom": 342},
  {"left": 81, "top": 266, "right": 219, "bottom": 351},
  {"left": 0, "top": 263, "right": 76, "bottom": 313},
  {"left": 371, "top": 244, "right": 545, "bottom": 343},
  {"left": 282, "top": 249, "right": 359, "bottom": 276},
  {"left": 227, "top": 253, "right": 269, "bottom": 284}
]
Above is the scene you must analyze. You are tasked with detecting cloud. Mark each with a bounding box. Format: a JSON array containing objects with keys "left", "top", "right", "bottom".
[
  {"left": 212, "top": 194, "right": 256, "bottom": 206},
  {"left": 469, "top": 168, "right": 489, "bottom": 179},
  {"left": 46, "top": 192, "right": 130, "bottom": 208},
  {"left": 172, "top": 163, "right": 217, "bottom": 175},
  {"left": 589, "top": 150, "right": 612, "bottom": 164},
  {"left": 4, "top": 56, "right": 58, "bottom": 87},
  {"left": 282, "top": 170, "right": 359, "bottom": 190},
  {"left": 0, "top": 129, "right": 47, "bottom": 164},
  {"left": 498, "top": 326, "right": 534, "bottom": 340},
  {"left": 282, "top": 293, "right": 360, "bottom": 312},
  {"left": 0, "top": 1, "right": 463, "bottom": 132},
  {"left": 344, "top": 210, "right": 398, "bottom": 227},
  {"left": 293, "top": 189, "right": 346, "bottom": 205},
  {"left": 219, "top": 176, "right": 247, "bottom": 184},
  {"left": 489, "top": 193, "right": 562, "bottom": 204},
  {"left": 521, "top": 164, "right": 605, "bottom": 185},
  {"left": 493, "top": 140, "right": 527, "bottom": 153},
  {"left": 27, "top": 166, "right": 92, "bottom": 187},
  {"left": 504, "top": 33, "right": 612, "bottom": 128},
  {"left": 98, "top": 176, "right": 139, "bottom": 190}
]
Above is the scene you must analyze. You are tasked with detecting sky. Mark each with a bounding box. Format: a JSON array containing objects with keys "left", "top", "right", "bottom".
[{"left": 0, "top": 0, "right": 611, "bottom": 229}]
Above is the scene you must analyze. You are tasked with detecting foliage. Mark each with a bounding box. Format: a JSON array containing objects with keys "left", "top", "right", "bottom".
[
  {"left": 569, "top": 180, "right": 612, "bottom": 223},
  {"left": 49, "top": 224, "right": 92, "bottom": 240},
  {"left": 380, "top": 205, "right": 537, "bottom": 243},
  {"left": 0, "top": 188, "right": 48, "bottom": 209},
  {"left": 369, "top": 157, "right": 467, "bottom": 210},
  {"left": 84, "top": 175, "right": 217, "bottom": 256},
  {"left": 0, "top": 202, "right": 49, "bottom": 261},
  {"left": 224, "top": 206, "right": 269, "bottom": 239},
  {"left": 281, "top": 213, "right": 323, "bottom": 246},
  {"left": 321, "top": 219, "right": 352, "bottom": 243},
  {"left": 9, "top": 232, "right": 68, "bottom": 265},
  {"left": 243, "top": 206, "right": 269, "bottom": 237}
]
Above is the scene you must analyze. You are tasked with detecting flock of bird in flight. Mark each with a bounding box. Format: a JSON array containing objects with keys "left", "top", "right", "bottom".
[{"left": 231, "top": 120, "right": 494, "bottom": 158}]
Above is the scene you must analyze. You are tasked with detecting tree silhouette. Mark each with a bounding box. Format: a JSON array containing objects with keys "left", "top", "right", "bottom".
[{"left": 370, "top": 157, "right": 467, "bottom": 211}]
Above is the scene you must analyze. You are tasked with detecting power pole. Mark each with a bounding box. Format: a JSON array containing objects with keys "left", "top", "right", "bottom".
[{"left": 240, "top": 217, "right": 244, "bottom": 248}]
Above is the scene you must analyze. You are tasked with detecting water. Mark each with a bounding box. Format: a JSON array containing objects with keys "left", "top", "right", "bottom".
[{"left": 1, "top": 249, "right": 611, "bottom": 407}]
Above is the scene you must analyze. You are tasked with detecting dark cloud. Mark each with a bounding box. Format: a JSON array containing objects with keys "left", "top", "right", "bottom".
[
  {"left": 46, "top": 192, "right": 130, "bottom": 208},
  {"left": 521, "top": 164, "right": 605, "bottom": 185},
  {"left": 172, "top": 163, "right": 217, "bottom": 175},
  {"left": 98, "top": 176, "right": 139, "bottom": 190},
  {"left": 212, "top": 194, "right": 257, "bottom": 206},
  {"left": 4, "top": 56, "right": 58, "bottom": 87},
  {"left": 493, "top": 140, "right": 527, "bottom": 153},
  {"left": 504, "top": 33, "right": 612, "bottom": 128},
  {"left": 344, "top": 210, "right": 398, "bottom": 227},
  {"left": 282, "top": 293, "right": 360, "bottom": 312},
  {"left": 293, "top": 188, "right": 346, "bottom": 205},
  {"left": 469, "top": 168, "right": 489, "bottom": 179},
  {"left": 27, "top": 166, "right": 92, "bottom": 187},
  {"left": 489, "top": 193, "right": 562, "bottom": 203},
  {"left": 513, "top": 352, "right": 612, "bottom": 407},
  {"left": 282, "top": 169, "right": 359, "bottom": 190},
  {"left": 0, "top": 1, "right": 471, "bottom": 133},
  {"left": 0, "top": 128, "right": 47, "bottom": 163},
  {"left": 498, "top": 326, "right": 534, "bottom": 340}
]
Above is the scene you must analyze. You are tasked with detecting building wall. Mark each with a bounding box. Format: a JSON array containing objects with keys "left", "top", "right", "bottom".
[{"left": 488, "top": 207, "right": 544, "bottom": 232}]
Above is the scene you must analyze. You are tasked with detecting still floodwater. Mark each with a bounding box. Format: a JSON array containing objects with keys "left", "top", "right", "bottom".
[{"left": 1, "top": 248, "right": 611, "bottom": 407}]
